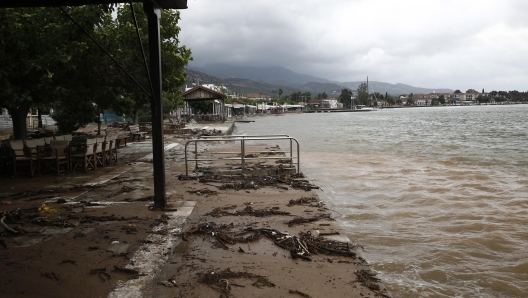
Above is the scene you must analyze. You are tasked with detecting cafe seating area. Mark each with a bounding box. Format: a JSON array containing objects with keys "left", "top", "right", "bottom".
[{"left": 0, "top": 134, "right": 121, "bottom": 177}]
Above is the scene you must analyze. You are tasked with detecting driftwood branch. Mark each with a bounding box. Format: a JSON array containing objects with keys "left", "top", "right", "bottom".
[{"left": 1, "top": 213, "right": 19, "bottom": 234}]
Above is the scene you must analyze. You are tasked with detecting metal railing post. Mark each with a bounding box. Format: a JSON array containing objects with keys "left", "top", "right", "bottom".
[
  {"left": 194, "top": 141, "right": 198, "bottom": 170},
  {"left": 297, "top": 140, "right": 300, "bottom": 173},
  {"left": 241, "top": 139, "right": 245, "bottom": 174},
  {"left": 185, "top": 141, "right": 189, "bottom": 176},
  {"left": 290, "top": 139, "right": 293, "bottom": 168}
]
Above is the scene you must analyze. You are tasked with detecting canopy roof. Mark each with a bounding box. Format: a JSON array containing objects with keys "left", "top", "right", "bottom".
[{"left": 0, "top": 0, "right": 187, "bottom": 9}]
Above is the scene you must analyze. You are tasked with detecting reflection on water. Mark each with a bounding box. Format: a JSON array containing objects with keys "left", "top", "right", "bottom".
[{"left": 241, "top": 105, "right": 528, "bottom": 297}]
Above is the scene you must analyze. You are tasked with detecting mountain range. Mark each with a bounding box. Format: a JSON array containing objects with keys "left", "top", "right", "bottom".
[{"left": 185, "top": 63, "right": 453, "bottom": 97}]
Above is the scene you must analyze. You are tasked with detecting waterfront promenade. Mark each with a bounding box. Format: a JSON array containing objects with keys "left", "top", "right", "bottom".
[{"left": 0, "top": 121, "right": 388, "bottom": 298}]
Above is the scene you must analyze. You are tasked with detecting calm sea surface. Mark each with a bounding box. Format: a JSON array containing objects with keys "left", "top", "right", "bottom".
[{"left": 238, "top": 105, "right": 528, "bottom": 298}]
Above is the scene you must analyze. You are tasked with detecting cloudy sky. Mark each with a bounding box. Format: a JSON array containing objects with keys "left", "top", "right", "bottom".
[{"left": 178, "top": 0, "right": 528, "bottom": 91}]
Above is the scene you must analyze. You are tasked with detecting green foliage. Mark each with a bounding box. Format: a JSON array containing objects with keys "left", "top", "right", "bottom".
[
  {"left": 454, "top": 90, "right": 462, "bottom": 94},
  {"left": 438, "top": 94, "right": 446, "bottom": 104},
  {"left": 466, "top": 89, "right": 477, "bottom": 93},
  {"left": 0, "top": 7, "right": 68, "bottom": 138},
  {"left": 356, "top": 83, "right": 368, "bottom": 105},
  {"left": 338, "top": 88, "right": 353, "bottom": 108},
  {"left": 287, "top": 92, "right": 311, "bottom": 103},
  {"left": 0, "top": 4, "right": 192, "bottom": 135},
  {"left": 476, "top": 94, "right": 489, "bottom": 103},
  {"left": 385, "top": 95, "right": 395, "bottom": 105}
]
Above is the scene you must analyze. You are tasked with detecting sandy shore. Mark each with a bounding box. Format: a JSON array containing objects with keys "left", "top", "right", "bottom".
[{"left": 0, "top": 123, "right": 389, "bottom": 298}]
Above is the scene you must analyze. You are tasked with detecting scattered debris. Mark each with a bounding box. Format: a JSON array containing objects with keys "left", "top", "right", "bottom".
[
  {"left": 1, "top": 211, "right": 19, "bottom": 234},
  {"left": 178, "top": 173, "right": 319, "bottom": 192},
  {"left": 286, "top": 213, "right": 334, "bottom": 227},
  {"left": 288, "top": 196, "right": 322, "bottom": 207},
  {"left": 354, "top": 269, "right": 385, "bottom": 295},
  {"left": 198, "top": 268, "right": 275, "bottom": 296},
  {"left": 42, "top": 272, "right": 60, "bottom": 280},
  {"left": 205, "top": 205, "right": 291, "bottom": 218},
  {"left": 80, "top": 215, "right": 138, "bottom": 223},
  {"left": 289, "top": 289, "right": 312, "bottom": 298},
  {"left": 38, "top": 203, "right": 59, "bottom": 213},
  {"left": 187, "top": 188, "right": 219, "bottom": 196},
  {"left": 182, "top": 224, "right": 357, "bottom": 260}
]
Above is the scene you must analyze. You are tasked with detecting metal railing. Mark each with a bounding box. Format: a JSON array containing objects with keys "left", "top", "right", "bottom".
[{"left": 184, "top": 135, "right": 300, "bottom": 176}]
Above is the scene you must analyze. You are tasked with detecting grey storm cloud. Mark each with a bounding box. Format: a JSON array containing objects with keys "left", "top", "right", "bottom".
[{"left": 178, "top": 0, "right": 528, "bottom": 91}]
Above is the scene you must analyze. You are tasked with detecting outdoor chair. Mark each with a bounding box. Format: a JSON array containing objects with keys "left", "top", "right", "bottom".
[
  {"left": 104, "top": 134, "right": 118, "bottom": 165},
  {"left": 9, "top": 140, "right": 39, "bottom": 177},
  {"left": 128, "top": 124, "right": 146, "bottom": 141},
  {"left": 41, "top": 140, "right": 70, "bottom": 175},
  {"left": 25, "top": 139, "right": 47, "bottom": 156},
  {"left": 44, "top": 136, "right": 54, "bottom": 146},
  {"left": 71, "top": 139, "right": 96, "bottom": 173},
  {"left": 55, "top": 134, "right": 73, "bottom": 143},
  {"left": 94, "top": 136, "right": 106, "bottom": 168}
]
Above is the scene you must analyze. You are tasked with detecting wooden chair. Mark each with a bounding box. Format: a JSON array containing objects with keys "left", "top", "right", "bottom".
[
  {"left": 94, "top": 136, "right": 106, "bottom": 168},
  {"left": 9, "top": 140, "right": 39, "bottom": 177},
  {"left": 128, "top": 124, "right": 146, "bottom": 141},
  {"left": 41, "top": 140, "right": 70, "bottom": 175},
  {"left": 71, "top": 139, "right": 96, "bottom": 173},
  {"left": 25, "top": 139, "right": 46, "bottom": 156},
  {"left": 104, "top": 134, "right": 118, "bottom": 165}
]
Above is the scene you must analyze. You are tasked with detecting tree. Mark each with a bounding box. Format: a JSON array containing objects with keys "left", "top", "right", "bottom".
[
  {"left": 454, "top": 90, "right": 462, "bottom": 94},
  {"left": 51, "top": 4, "right": 192, "bottom": 133},
  {"left": 385, "top": 95, "right": 395, "bottom": 106},
  {"left": 407, "top": 93, "right": 414, "bottom": 105},
  {"left": 51, "top": 5, "right": 120, "bottom": 134},
  {"left": 0, "top": 7, "right": 72, "bottom": 139},
  {"left": 356, "top": 83, "right": 368, "bottom": 105},
  {"left": 338, "top": 88, "right": 353, "bottom": 108},
  {"left": 466, "top": 89, "right": 477, "bottom": 93},
  {"left": 438, "top": 94, "right": 445, "bottom": 105},
  {"left": 108, "top": 4, "right": 192, "bottom": 124},
  {"left": 477, "top": 94, "right": 489, "bottom": 103},
  {"left": 278, "top": 88, "right": 283, "bottom": 99}
]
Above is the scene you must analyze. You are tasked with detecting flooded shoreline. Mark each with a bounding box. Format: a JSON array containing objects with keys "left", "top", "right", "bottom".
[{"left": 242, "top": 105, "right": 528, "bottom": 297}]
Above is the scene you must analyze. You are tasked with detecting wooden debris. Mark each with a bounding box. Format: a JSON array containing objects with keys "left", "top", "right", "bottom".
[
  {"left": 354, "top": 269, "right": 382, "bottom": 291},
  {"left": 198, "top": 268, "right": 275, "bottom": 296},
  {"left": 289, "top": 289, "right": 312, "bottom": 297},
  {"left": 288, "top": 196, "right": 322, "bottom": 207},
  {"left": 182, "top": 224, "right": 358, "bottom": 260},
  {"left": 286, "top": 214, "right": 334, "bottom": 227},
  {"left": 80, "top": 215, "right": 138, "bottom": 223},
  {"left": 205, "top": 205, "right": 291, "bottom": 218},
  {"left": 42, "top": 272, "right": 60, "bottom": 280},
  {"left": 186, "top": 188, "right": 219, "bottom": 196},
  {"left": 1, "top": 212, "right": 19, "bottom": 234}
]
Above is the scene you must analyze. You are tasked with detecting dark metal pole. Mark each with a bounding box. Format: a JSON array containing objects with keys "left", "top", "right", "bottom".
[{"left": 144, "top": 2, "right": 166, "bottom": 209}]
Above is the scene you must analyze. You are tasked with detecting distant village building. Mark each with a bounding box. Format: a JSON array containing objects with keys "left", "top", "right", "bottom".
[
  {"left": 307, "top": 98, "right": 341, "bottom": 109},
  {"left": 410, "top": 91, "right": 490, "bottom": 106},
  {"left": 246, "top": 93, "right": 271, "bottom": 101}
]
